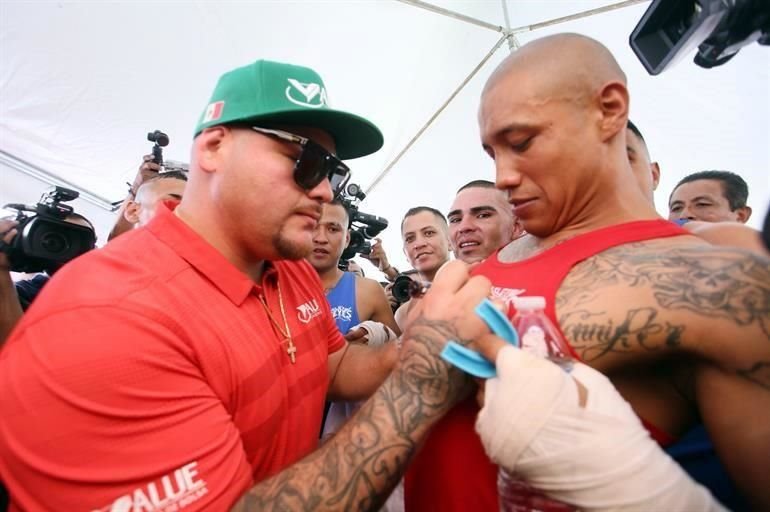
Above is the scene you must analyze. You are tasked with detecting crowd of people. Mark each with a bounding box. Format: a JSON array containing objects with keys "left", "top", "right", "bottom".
[{"left": 0, "top": 33, "right": 768, "bottom": 512}]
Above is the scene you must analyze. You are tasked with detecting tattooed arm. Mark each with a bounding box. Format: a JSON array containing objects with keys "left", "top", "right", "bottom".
[
  {"left": 232, "top": 262, "right": 491, "bottom": 511},
  {"left": 558, "top": 242, "right": 770, "bottom": 508}
]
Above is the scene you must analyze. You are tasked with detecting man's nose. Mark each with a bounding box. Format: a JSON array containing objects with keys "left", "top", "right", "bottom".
[
  {"left": 458, "top": 216, "right": 476, "bottom": 233},
  {"left": 495, "top": 157, "right": 523, "bottom": 191},
  {"left": 308, "top": 178, "right": 334, "bottom": 203},
  {"left": 679, "top": 205, "right": 698, "bottom": 221}
]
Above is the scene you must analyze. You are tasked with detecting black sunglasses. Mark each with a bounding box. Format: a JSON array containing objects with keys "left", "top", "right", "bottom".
[{"left": 251, "top": 126, "right": 351, "bottom": 197}]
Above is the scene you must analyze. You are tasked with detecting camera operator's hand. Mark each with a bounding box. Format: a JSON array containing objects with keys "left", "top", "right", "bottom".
[
  {"left": 363, "top": 238, "right": 398, "bottom": 281},
  {"left": 0, "top": 219, "right": 19, "bottom": 271},
  {"left": 130, "top": 154, "right": 162, "bottom": 196},
  {"left": 383, "top": 281, "right": 399, "bottom": 311}
]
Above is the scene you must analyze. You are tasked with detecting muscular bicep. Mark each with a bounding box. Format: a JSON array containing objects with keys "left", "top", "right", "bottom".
[
  {"left": 0, "top": 307, "right": 252, "bottom": 510},
  {"left": 557, "top": 242, "right": 770, "bottom": 371}
]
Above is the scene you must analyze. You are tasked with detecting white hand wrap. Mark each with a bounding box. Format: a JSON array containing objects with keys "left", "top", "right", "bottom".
[
  {"left": 476, "top": 346, "right": 726, "bottom": 512},
  {"left": 353, "top": 320, "right": 397, "bottom": 347}
]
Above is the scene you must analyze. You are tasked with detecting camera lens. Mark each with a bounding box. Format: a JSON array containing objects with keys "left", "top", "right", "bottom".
[
  {"left": 40, "top": 232, "right": 69, "bottom": 255},
  {"left": 391, "top": 275, "right": 413, "bottom": 303}
]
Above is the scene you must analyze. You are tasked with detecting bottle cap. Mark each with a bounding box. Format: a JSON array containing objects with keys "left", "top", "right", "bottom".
[{"left": 512, "top": 296, "right": 546, "bottom": 310}]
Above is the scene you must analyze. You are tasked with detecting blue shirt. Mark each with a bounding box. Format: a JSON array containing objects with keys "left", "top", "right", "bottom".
[{"left": 326, "top": 271, "right": 360, "bottom": 334}]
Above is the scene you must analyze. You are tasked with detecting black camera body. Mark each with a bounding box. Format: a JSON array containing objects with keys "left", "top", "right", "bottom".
[
  {"left": 631, "top": 0, "right": 769, "bottom": 74},
  {"left": 2, "top": 187, "right": 96, "bottom": 273},
  {"left": 338, "top": 183, "right": 389, "bottom": 264},
  {"left": 147, "top": 129, "right": 170, "bottom": 167},
  {"left": 391, "top": 273, "right": 416, "bottom": 303}
]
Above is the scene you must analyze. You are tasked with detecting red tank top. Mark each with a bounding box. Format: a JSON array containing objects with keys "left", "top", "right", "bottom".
[{"left": 404, "top": 220, "right": 687, "bottom": 512}]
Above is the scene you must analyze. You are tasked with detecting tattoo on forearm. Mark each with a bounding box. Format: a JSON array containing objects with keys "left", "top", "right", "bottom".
[
  {"left": 560, "top": 307, "right": 685, "bottom": 361},
  {"left": 231, "top": 314, "right": 470, "bottom": 511},
  {"left": 737, "top": 361, "right": 770, "bottom": 391}
]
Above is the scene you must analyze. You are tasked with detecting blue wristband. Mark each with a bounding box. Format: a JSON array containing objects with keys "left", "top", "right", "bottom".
[{"left": 440, "top": 298, "right": 518, "bottom": 378}]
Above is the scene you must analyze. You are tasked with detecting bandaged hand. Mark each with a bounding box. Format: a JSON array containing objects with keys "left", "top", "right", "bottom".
[
  {"left": 345, "top": 320, "right": 398, "bottom": 347},
  {"left": 476, "top": 346, "right": 725, "bottom": 512}
]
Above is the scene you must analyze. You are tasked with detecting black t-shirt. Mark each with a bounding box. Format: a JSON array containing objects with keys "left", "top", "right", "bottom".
[{"left": 14, "top": 274, "right": 49, "bottom": 311}]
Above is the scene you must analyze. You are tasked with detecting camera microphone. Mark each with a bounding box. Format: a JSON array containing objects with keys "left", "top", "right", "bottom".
[{"left": 147, "top": 130, "right": 170, "bottom": 147}]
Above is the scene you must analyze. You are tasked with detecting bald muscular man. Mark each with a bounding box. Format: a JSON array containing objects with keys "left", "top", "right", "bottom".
[{"left": 406, "top": 34, "right": 770, "bottom": 512}]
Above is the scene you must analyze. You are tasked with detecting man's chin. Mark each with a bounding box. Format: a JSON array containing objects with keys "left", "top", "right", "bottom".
[{"left": 274, "top": 234, "right": 312, "bottom": 261}]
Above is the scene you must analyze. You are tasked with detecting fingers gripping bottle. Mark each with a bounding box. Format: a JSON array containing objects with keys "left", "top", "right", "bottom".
[{"left": 497, "top": 296, "right": 576, "bottom": 512}]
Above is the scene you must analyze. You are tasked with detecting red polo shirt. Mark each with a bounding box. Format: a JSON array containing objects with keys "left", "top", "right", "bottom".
[{"left": 0, "top": 205, "right": 345, "bottom": 511}]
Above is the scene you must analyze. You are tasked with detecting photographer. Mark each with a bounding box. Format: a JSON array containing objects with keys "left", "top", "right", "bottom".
[
  {"left": 362, "top": 237, "right": 400, "bottom": 282},
  {"left": 108, "top": 154, "right": 187, "bottom": 240},
  {"left": 0, "top": 211, "right": 95, "bottom": 344}
]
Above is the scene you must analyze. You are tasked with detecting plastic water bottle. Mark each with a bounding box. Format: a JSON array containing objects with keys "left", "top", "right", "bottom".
[
  {"left": 511, "top": 296, "right": 573, "bottom": 371},
  {"left": 498, "top": 296, "right": 576, "bottom": 512}
]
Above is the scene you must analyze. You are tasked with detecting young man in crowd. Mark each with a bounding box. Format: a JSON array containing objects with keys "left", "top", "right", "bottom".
[
  {"left": 406, "top": 34, "right": 770, "bottom": 511},
  {"left": 447, "top": 179, "right": 523, "bottom": 264},
  {"left": 0, "top": 59, "right": 494, "bottom": 511},
  {"left": 308, "top": 199, "right": 399, "bottom": 339},
  {"left": 627, "top": 122, "right": 766, "bottom": 257},
  {"left": 394, "top": 206, "right": 452, "bottom": 330}
]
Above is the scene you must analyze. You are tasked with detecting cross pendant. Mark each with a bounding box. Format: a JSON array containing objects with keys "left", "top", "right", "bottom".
[{"left": 287, "top": 341, "right": 297, "bottom": 364}]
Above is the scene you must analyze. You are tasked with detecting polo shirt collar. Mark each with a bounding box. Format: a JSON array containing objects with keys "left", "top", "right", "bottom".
[{"left": 146, "top": 204, "right": 262, "bottom": 305}]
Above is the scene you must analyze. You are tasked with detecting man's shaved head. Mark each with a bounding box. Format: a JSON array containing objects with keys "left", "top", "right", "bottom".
[
  {"left": 483, "top": 33, "right": 626, "bottom": 101},
  {"left": 479, "top": 34, "right": 651, "bottom": 238}
]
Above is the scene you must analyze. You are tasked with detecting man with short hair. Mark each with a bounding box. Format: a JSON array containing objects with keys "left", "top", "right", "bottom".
[
  {"left": 395, "top": 206, "right": 452, "bottom": 329},
  {"left": 407, "top": 34, "right": 770, "bottom": 511},
  {"left": 308, "top": 199, "right": 398, "bottom": 340},
  {"left": 447, "top": 179, "right": 523, "bottom": 264},
  {"left": 626, "top": 120, "right": 660, "bottom": 204},
  {"left": 121, "top": 170, "right": 187, "bottom": 230},
  {"left": 0, "top": 59, "right": 492, "bottom": 511},
  {"left": 668, "top": 170, "right": 752, "bottom": 223},
  {"left": 628, "top": 122, "right": 765, "bottom": 258}
]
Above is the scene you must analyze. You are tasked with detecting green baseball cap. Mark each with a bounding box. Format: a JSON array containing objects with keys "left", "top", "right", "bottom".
[{"left": 194, "top": 60, "right": 384, "bottom": 160}]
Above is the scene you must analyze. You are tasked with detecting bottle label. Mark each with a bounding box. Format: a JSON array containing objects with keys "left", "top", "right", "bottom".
[{"left": 521, "top": 326, "right": 548, "bottom": 358}]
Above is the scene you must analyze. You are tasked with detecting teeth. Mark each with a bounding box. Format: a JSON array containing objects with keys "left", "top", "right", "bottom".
[{"left": 460, "top": 242, "right": 479, "bottom": 248}]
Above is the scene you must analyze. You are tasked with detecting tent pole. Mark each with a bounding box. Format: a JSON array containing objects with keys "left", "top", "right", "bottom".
[
  {"left": 365, "top": 33, "right": 510, "bottom": 196},
  {"left": 500, "top": 0, "right": 519, "bottom": 51},
  {"left": 394, "top": 0, "right": 504, "bottom": 33},
  {"left": 509, "top": 0, "right": 648, "bottom": 34},
  {"left": 0, "top": 150, "right": 115, "bottom": 211}
]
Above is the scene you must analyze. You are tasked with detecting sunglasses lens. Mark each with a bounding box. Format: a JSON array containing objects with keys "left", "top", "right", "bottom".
[{"left": 295, "top": 142, "right": 350, "bottom": 196}]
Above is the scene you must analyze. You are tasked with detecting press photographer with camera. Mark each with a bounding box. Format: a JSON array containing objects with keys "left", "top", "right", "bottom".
[
  {"left": 108, "top": 130, "right": 188, "bottom": 240},
  {"left": 0, "top": 188, "right": 96, "bottom": 344}
]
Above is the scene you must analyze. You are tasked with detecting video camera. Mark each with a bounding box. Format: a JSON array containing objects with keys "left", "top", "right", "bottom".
[
  {"left": 630, "top": 0, "right": 770, "bottom": 74},
  {"left": 147, "top": 129, "right": 170, "bottom": 167},
  {"left": 2, "top": 186, "right": 96, "bottom": 273},
  {"left": 338, "top": 183, "right": 389, "bottom": 265}
]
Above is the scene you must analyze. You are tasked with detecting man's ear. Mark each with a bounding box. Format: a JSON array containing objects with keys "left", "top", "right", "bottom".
[
  {"left": 651, "top": 162, "right": 661, "bottom": 191},
  {"left": 344, "top": 229, "right": 351, "bottom": 248},
  {"left": 194, "top": 126, "right": 228, "bottom": 174},
  {"left": 597, "top": 81, "right": 629, "bottom": 142},
  {"left": 511, "top": 217, "right": 525, "bottom": 240},
  {"left": 736, "top": 206, "right": 752, "bottom": 223},
  {"left": 123, "top": 200, "right": 141, "bottom": 226}
]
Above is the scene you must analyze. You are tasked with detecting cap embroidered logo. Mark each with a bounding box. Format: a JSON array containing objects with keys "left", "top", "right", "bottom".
[
  {"left": 285, "top": 79, "right": 327, "bottom": 109},
  {"left": 203, "top": 101, "right": 225, "bottom": 123}
]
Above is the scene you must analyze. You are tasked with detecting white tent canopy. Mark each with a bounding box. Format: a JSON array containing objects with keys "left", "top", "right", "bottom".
[{"left": 1, "top": 0, "right": 768, "bottom": 272}]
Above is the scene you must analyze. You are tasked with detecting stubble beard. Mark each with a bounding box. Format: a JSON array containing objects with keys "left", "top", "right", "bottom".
[{"left": 273, "top": 226, "right": 312, "bottom": 260}]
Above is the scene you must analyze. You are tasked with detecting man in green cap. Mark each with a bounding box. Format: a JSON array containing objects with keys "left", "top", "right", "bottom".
[{"left": 0, "top": 59, "right": 493, "bottom": 511}]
